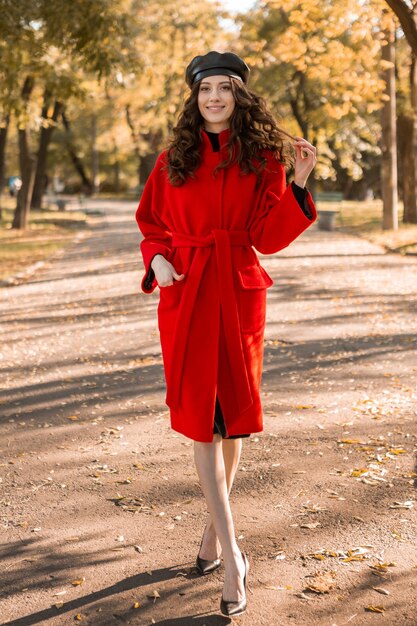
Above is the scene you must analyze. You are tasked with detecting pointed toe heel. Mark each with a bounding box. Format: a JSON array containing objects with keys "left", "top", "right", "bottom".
[
  {"left": 220, "top": 552, "right": 249, "bottom": 617},
  {"left": 195, "top": 553, "right": 222, "bottom": 575},
  {"left": 195, "top": 531, "right": 221, "bottom": 575}
]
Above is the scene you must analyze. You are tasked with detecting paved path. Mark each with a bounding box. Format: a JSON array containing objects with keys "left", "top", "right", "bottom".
[{"left": 1, "top": 200, "right": 416, "bottom": 625}]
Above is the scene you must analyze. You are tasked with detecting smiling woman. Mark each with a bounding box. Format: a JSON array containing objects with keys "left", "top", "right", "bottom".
[
  {"left": 198, "top": 77, "right": 235, "bottom": 132},
  {"left": 135, "top": 49, "right": 317, "bottom": 618}
]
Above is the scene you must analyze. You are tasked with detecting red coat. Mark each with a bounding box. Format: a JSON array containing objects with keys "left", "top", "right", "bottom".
[{"left": 136, "top": 127, "right": 317, "bottom": 442}]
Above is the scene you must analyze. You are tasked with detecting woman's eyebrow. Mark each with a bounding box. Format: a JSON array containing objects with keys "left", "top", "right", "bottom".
[{"left": 200, "top": 80, "right": 231, "bottom": 85}]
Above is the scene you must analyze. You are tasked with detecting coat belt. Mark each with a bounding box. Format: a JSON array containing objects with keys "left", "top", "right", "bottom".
[{"left": 165, "top": 229, "right": 253, "bottom": 415}]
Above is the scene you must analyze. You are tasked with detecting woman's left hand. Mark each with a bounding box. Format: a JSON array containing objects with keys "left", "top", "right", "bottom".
[{"left": 292, "top": 137, "right": 317, "bottom": 188}]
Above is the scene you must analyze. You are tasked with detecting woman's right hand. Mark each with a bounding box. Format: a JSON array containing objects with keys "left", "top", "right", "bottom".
[{"left": 151, "top": 254, "right": 184, "bottom": 287}]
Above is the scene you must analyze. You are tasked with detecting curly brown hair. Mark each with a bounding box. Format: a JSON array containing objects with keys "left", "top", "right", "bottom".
[{"left": 164, "top": 76, "right": 296, "bottom": 187}]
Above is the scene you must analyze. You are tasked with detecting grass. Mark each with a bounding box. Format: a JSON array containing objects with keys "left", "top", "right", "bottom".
[
  {"left": 321, "top": 199, "right": 417, "bottom": 254},
  {"left": 0, "top": 199, "right": 87, "bottom": 282}
]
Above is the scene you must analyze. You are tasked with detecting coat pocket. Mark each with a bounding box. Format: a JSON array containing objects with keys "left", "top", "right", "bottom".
[{"left": 236, "top": 265, "right": 274, "bottom": 333}]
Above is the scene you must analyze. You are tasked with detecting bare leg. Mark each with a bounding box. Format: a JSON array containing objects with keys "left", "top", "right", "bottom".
[
  {"left": 198, "top": 437, "right": 242, "bottom": 560},
  {"left": 194, "top": 436, "right": 246, "bottom": 602}
]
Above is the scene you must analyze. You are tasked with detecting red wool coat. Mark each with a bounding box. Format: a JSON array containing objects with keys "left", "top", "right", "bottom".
[{"left": 136, "top": 127, "right": 317, "bottom": 442}]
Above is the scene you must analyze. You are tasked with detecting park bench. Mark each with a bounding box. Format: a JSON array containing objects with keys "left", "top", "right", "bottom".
[{"left": 315, "top": 191, "right": 344, "bottom": 231}]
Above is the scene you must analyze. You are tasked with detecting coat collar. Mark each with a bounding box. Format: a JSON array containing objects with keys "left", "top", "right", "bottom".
[{"left": 201, "top": 127, "right": 231, "bottom": 153}]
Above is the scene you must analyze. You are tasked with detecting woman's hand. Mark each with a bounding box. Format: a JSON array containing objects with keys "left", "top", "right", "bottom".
[
  {"left": 151, "top": 254, "right": 184, "bottom": 287},
  {"left": 292, "top": 137, "right": 317, "bottom": 188}
]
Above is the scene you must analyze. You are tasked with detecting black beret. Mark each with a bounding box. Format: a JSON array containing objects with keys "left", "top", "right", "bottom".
[{"left": 185, "top": 51, "right": 250, "bottom": 88}]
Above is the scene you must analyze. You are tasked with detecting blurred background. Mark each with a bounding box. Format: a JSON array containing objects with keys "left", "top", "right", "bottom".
[{"left": 0, "top": 0, "right": 416, "bottom": 275}]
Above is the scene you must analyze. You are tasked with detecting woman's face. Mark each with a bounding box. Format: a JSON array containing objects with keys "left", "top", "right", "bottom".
[{"left": 197, "top": 75, "right": 235, "bottom": 132}]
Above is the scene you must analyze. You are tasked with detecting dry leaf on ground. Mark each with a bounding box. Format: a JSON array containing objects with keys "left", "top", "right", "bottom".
[
  {"left": 305, "top": 571, "right": 337, "bottom": 593},
  {"left": 372, "top": 587, "right": 390, "bottom": 596},
  {"left": 301, "top": 522, "right": 321, "bottom": 529},
  {"left": 365, "top": 605, "right": 386, "bottom": 613}
]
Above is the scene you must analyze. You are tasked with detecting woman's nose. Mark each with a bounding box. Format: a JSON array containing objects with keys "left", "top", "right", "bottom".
[{"left": 208, "top": 89, "right": 221, "bottom": 100}]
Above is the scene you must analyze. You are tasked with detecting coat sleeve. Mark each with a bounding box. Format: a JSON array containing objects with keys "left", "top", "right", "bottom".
[
  {"left": 249, "top": 154, "right": 317, "bottom": 255},
  {"left": 135, "top": 152, "right": 172, "bottom": 293}
]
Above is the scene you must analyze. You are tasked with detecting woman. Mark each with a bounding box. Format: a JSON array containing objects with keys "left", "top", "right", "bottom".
[{"left": 136, "top": 50, "right": 317, "bottom": 617}]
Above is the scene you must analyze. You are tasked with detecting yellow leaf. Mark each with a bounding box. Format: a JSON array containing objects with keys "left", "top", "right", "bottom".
[
  {"left": 351, "top": 468, "right": 368, "bottom": 477},
  {"left": 132, "top": 601, "right": 141, "bottom": 609},
  {"left": 75, "top": 614, "right": 84, "bottom": 621},
  {"left": 71, "top": 578, "right": 85, "bottom": 586},
  {"left": 67, "top": 416, "right": 79, "bottom": 421},
  {"left": 365, "top": 605, "right": 385, "bottom": 613},
  {"left": 338, "top": 438, "right": 362, "bottom": 444},
  {"left": 54, "top": 602, "right": 64, "bottom": 609},
  {"left": 295, "top": 404, "right": 314, "bottom": 409},
  {"left": 305, "top": 571, "right": 337, "bottom": 593}
]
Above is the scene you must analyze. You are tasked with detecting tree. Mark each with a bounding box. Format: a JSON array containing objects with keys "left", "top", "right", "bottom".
[
  {"left": 0, "top": 0, "right": 137, "bottom": 228},
  {"left": 383, "top": 0, "right": 417, "bottom": 222},
  {"left": 384, "top": 0, "right": 417, "bottom": 55},
  {"left": 238, "top": 0, "right": 387, "bottom": 194},
  {"left": 380, "top": 16, "right": 399, "bottom": 230}
]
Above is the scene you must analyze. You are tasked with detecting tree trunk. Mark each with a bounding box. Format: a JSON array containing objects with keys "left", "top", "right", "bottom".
[
  {"left": 380, "top": 21, "right": 399, "bottom": 230},
  {"left": 0, "top": 115, "right": 10, "bottom": 221},
  {"left": 398, "top": 113, "right": 417, "bottom": 223},
  {"left": 31, "top": 97, "right": 64, "bottom": 209},
  {"left": 12, "top": 76, "right": 36, "bottom": 230},
  {"left": 401, "top": 54, "right": 417, "bottom": 223},
  {"left": 12, "top": 128, "right": 37, "bottom": 229},
  {"left": 383, "top": 0, "right": 417, "bottom": 57},
  {"left": 91, "top": 114, "right": 99, "bottom": 193},
  {"left": 114, "top": 159, "right": 120, "bottom": 193},
  {"left": 61, "top": 110, "right": 93, "bottom": 194},
  {"left": 125, "top": 104, "right": 141, "bottom": 188}
]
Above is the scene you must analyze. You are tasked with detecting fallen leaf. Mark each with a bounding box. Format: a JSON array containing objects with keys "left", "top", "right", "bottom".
[
  {"left": 372, "top": 587, "right": 390, "bottom": 596},
  {"left": 389, "top": 501, "right": 413, "bottom": 509},
  {"left": 351, "top": 468, "right": 368, "bottom": 478},
  {"left": 147, "top": 590, "right": 160, "bottom": 602},
  {"left": 132, "top": 601, "right": 141, "bottom": 609},
  {"left": 300, "top": 522, "right": 321, "bottom": 529},
  {"left": 296, "top": 591, "right": 311, "bottom": 600},
  {"left": 365, "top": 605, "right": 385, "bottom": 613},
  {"left": 305, "top": 571, "right": 337, "bottom": 594},
  {"left": 54, "top": 602, "right": 64, "bottom": 609},
  {"left": 71, "top": 578, "right": 85, "bottom": 587}
]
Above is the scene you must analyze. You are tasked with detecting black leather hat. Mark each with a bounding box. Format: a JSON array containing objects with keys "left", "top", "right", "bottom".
[{"left": 185, "top": 51, "right": 250, "bottom": 87}]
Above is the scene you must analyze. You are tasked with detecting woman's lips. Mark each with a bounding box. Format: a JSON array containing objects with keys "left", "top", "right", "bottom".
[{"left": 207, "top": 106, "right": 225, "bottom": 111}]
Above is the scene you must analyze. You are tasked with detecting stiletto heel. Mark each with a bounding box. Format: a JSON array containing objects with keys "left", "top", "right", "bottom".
[
  {"left": 195, "top": 526, "right": 221, "bottom": 575},
  {"left": 220, "top": 551, "right": 249, "bottom": 617}
]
